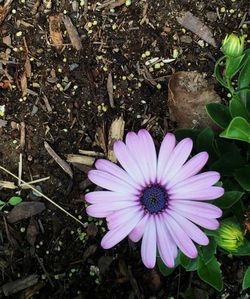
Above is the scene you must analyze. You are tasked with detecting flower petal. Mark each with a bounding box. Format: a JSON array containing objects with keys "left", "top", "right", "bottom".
[
  {"left": 167, "top": 152, "right": 209, "bottom": 188},
  {"left": 161, "top": 138, "right": 193, "bottom": 186},
  {"left": 169, "top": 200, "right": 222, "bottom": 219},
  {"left": 164, "top": 213, "right": 198, "bottom": 258},
  {"left": 87, "top": 201, "right": 139, "bottom": 218},
  {"left": 138, "top": 129, "right": 157, "bottom": 183},
  {"left": 88, "top": 170, "right": 138, "bottom": 194},
  {"left": 167, "top": 210, "right": 209, "bottom": 245},
  {"left": 114, "top": 140, "right": 145, "bottom": 185},
  {"left": 157, "top": 133, "right": 176, "bottom": 182},
  {"left": 129, "top": 214, "right": 149, "bottom": 242},
  {"left": 155, "top": 215, "right": 176, "bottom": 268},
  {"left": 125, "top": 132, "right": 150, "bottom": 184},
  {"left": 171, "top": 172, "right": 220, "bottom": 193},
  {"left": 170, "top": 207, "right": 220, "bottom": 230},
  {"left": 85, "top": 191, "right": 136, "bottom": 204},
  {"left": 169, "top": 186, "right": 224, "bottom": 200},
  {"left": 101, "top": 211, "right": 143, "bottom": 249},
  {"left": 106, "top": 207, "right": 143, "bottom": 230},
  {"left": 95, "top": 159, "right": 138, "bottom": 188},
  {"left": 141, "top": 216, "right": 157, "bottom": 268}
]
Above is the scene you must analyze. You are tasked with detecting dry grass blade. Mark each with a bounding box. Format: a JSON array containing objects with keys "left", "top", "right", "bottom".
[
  {"left": 107, "top": 72, "right": 114, "bottom": 108},
  {"left": 44, "top": 141, "right": 73, "bottom": 178},
  {"left": 62, "top": 15, "right": 82, "bottom": 51},
  {"left": 78, "top": 150, "right": 104, "bottom": 157},
  {"left": 108, "top": 117, "right": 125, "bottom": 162},
  {"left": 0, "top": 180, "right": 16, "bottom": 189}
]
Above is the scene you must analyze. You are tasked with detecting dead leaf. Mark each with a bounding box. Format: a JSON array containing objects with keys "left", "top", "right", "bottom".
[
  {"left": 108, "top": 117, "right": 125, "bottom": 162},
  {"left": 0, "top": 79, "right": 13, "bottom": 89},
  {"left": 2, "top": 35, "right": 11, "bottom": 46},
  {"left": 20, "top": 72, "right": 27, "bottom": 97},
  {"left": 95, "top": 124, "right": 108, "bottom": 155},
  {"left": 7, "top": 202, "right": 46, "bottom": 223},
  {"left": 24, "top": 57, "right": 32, "bottom": 78},
  {"left": 107, "top": 72, "right": 114, "bottom": 108},
  {"left": 49, "top": 15, "right": 63, "bottom": 49},
  {"left": 168, "top": 71, "right": 221, "bottom": 128},
  {"left": 62, "top": 15, "right": 82, "bottom": 51},
  {"left": 177, "top": 11, "right": 217, "bottom": 47},
  {"left": 110, "top": 0, "right": 126, "bottom": 9},
  {"left": 2, "top": 274, "right": 39, "bottom": 296},
  {"left": 86, "top": 222, "right": 98, "bottom": 237}
]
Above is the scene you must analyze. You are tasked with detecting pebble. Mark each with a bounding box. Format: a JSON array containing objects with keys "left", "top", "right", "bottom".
[
  {"left": 180, "top": 35, "right": 192, "bottom": 44},
  {"left": 69, "top": 63, "right": 79, "bottom": 71}
]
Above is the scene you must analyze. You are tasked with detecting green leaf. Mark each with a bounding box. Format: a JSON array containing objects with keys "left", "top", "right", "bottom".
[
  {"left": 157, "top": 257, "right": 174, "bottom": 276},
  {"left": 234, "top": 241, "right": 250, "bottom": 256},
  {"left": 214, "top": 56, "right": 228, "bottom": 88},
  {"left": 206, "top": 103, "right": 232, "bottom": 129},
  {"left": 214, "top": 191, "right": 244, "bottom": 209},
  {"left": 0, "top": 200, "right": 6, "bottom": 206},
  {"left": 8, "top": 196, "right": 22, "bottom": 206},
  {"left": 220, "top": 117, "right": 250, "bottom": 143},
  {"left": 180, "top": 253, "right": 198, "bottom": 271},
  {"left": 201, "top": 239, "right": 217, "bottom": 265},
  {"left": 175, "top": 128, "right": 200, "bottom": 142},
  {"left": 225, "top": 54, "right": 245, "bottom": 79},
  {"left": 196, "top": 128, "right": 217, "bottom": 163},
  {"left": 210, "top": 151, "right": 245, "bottom": 176},
  {"left": 197, "top": 256, "right": 223, "bottom": 291},
  {"left": 238, "top": 49, "right": 250, "bottom": 106},
  {"left": 243, "top": 265, "right": 250, "bottom": 290},
  {"left": 234, "top": 165, "right": 250, "bottom": 191},
  {"left": 229, "top": 98, "right": 250, "bottom": 120}
]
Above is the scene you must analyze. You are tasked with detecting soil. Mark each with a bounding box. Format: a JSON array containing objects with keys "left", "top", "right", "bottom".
[{"left": 0, "top": 0, "right": 249, "bottom": 298}]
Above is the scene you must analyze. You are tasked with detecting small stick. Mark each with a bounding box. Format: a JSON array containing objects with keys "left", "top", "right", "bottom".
[{"left": 0, "top": 166, "right": 84, "bottom": 227}]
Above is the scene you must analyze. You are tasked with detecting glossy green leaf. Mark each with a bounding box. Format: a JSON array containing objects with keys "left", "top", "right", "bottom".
[
  {"left": 229, "top": 98, "right": 250, "bottom": 120},
  {"left": 233, "top": 241, "right": 250, "bottom": 256},
  {"left": 197, "top": 256, "right": 223, "bottom": 291},
  {"left": 238, "top": 49, "right": 250, "bottom": 106},
  {"left": 201, "top": 239, "right": 217, "bottom": 265},
  {"left": 196, "top": 128, "right": 217, "bottom": 163},
  {"left": 157, "top": 257, "right": 174, "bottom": 276},
  {"left": 180, "top": 253, "right": 198, "bottom": 271},
  {"left": 220, "top": 117, "right": 250, "bottom": 143},
  {"left": 214, "top": 56, "right": 228, "bottom": 88},
  {"left": 243, "top": 265, "right": 250, "bottom": 290},
  {"left": 214, "top": 191, "right": 244, "bottom": 209},
  {"left": 210, "top": 151, "right": 245, "bottom": 176},
  {"left": 234, "top": 165, "right": 250, "bottom": 191},
  {"left": 206, "top": 103, "right": 232, "bottom": 129},
  {"left": 8, "top": 196, "right": 22, "bottom": 206},
  {"left": 225, "top": 54, "right": 245, "bottom": 79}
]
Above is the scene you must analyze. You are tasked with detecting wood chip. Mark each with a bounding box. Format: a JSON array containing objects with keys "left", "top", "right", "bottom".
[
  {"left": 95, "top": 124, "right": 108, "bottom": 156},
  {"left": 78, "top": 150, "right": 104, "bottom": 157},
  {"left": 7, "top": 202, "right": 46, "bottom": 223},
  {"left": 0, "top": 0, "right": 14, "bottom": 26},
  {"left": 42, "top": 94, "right": 53, "bottom": 112},
  {"left": 2, "top": 274, "right": 39, "bottom": 296},
  {"left": 24, "top": 57, "right": 32, "bottom": 78},
  {"left": 107, "top": 72, "right": 114, "bottom": 108},
  {"left": 176, "top": 11, "right": 217, "bottom": 47},
  {"left": 0, "top": 180, "right": 16, "bottom": 189},
  {"left": 26, "top": 218, "right": 39, "bottom": 246},
  {"left": 49, "top": 15, "right": 63, "bottom": 49},
  {"left": 108, "top": 117, "right": 125, "bottom": 162},
  {"left": 44, "top": 141, "right": 73, "bottom": 178},
  {"left": 20, "top": 122, "right": 25, "bottom": 149},
  {"left": 20, "top": 72, "right": 27, "bottom": 97},
  {"left": 62, "top": 15, "right": 82, "bottom": 51},
  {"left": 66, "top": 154, "right": 95, "bottom": 166}
]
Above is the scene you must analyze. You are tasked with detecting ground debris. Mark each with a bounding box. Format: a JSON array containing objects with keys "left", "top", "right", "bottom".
[
  {"left": 66, "top": 154, "right": 95, "bottom": 166},
  {"left": 26, "top": 218, "right": 39, "bottom": 246},
  {"left": 107, "top": 72, "right": 114, "bottom": 108},
  {"left": 44, "top": 141, "right": 73, "bottom": 178},
  {"left": 62, "top": 15, "right": 82, "bottom": 51},
  {"left": 177, "top": 11, "right": 217, "bottom": 47},
  {"left": 49, "top": 14, "right": 63, "bottom": 49},
  {"left": 7, "top": 202, "right": 46, "bottom": 223},
  {"left": 0, "top": 0, "right": 14, "bottom": 26},
  {"left": 108, "top": 117, "right": 125, "bottom": 162},
  {"left": 0, "top": 180, "right": 16, "bottom": 189}
]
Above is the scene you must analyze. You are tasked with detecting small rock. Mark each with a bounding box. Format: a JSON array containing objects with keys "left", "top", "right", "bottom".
[
  {"left": 206, "top": 11, "right": 217, "bottom": 22},
  {"left": 180, "top": 35, "right": 193, "bottom": 44}
]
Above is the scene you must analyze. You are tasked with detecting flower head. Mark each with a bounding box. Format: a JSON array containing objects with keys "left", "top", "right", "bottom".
[
  {"left": 216, "top": 220, "right": 244, "bottom": 252},
  {"left": 221, "top": 33, "right": 245, "bottom": 57},
  {"left": 85, "top": 130, "right": 224, "bottom": 268}
]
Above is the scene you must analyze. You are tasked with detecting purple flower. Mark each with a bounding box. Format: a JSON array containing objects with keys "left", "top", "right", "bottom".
[{"left": 85, "top": 130, "right": 224, "bottom": 268}]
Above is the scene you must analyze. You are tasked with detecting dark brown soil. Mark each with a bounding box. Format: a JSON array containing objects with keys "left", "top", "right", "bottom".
[{"left": 0, "top": 0, "right": 249, "bottom": 298}]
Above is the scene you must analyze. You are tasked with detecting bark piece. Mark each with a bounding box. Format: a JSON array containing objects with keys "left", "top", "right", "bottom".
[
  {"left": 2, "top": 274, "right": 39, "bottom": 296},
  {"left": 62, "top": 15, "right": 82, "bottom": 51},
  {"left": 168, "top": 71, "right": 221, "bottom": 128},
  {"left": 177, "top": 11, "right": 217, "bottom": 47},
  {"left": 7, "top": 202, "right": 45, "bottom": 223},
  {"left": 108, "top": 117, "right": 125, "bottom": 162},
  {"left": 49, "top": 15, "right": 63, "bottom": 49}
]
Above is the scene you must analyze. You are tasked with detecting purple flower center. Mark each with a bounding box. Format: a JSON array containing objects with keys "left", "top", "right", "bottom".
[{"left": 140, "top": 185, "right": 167, "bottom": 214}]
